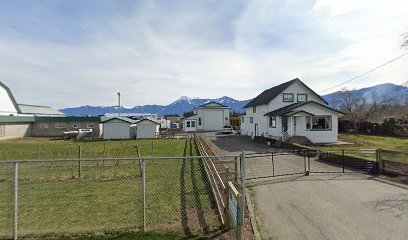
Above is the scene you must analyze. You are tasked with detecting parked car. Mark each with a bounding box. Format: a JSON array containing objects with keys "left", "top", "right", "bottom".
[{"left": 223, "top": 125, "right": 234, "bottom": 134}]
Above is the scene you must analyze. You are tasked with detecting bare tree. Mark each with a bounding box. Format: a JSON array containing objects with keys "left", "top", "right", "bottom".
[{"left": 332, "top": 88, "right": 378, "bottom": 131}]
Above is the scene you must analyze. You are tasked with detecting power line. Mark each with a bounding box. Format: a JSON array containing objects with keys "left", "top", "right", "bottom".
[{"left": 319, "top": 51, "right": 408, "bottom": 94}]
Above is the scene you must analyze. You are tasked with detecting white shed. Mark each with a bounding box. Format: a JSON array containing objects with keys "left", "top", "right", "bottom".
[
  {"left": 182, "top": 102, "right": 231, "bottom": 132},
  {"left": 102, "top": 117, "right": 137, "bottom": 140},
  {"left": 136, "top": 118, "right": 160, "bottom": 139}
]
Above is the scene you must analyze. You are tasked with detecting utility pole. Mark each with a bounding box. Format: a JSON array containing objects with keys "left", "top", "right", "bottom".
[{"left": 117, "top": 92, "right": 121, "bottom": 116}]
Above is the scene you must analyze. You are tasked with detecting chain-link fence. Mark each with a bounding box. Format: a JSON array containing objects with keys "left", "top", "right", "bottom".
[{"left": 0, "top": 151, "right": 238, "bottom": 239}]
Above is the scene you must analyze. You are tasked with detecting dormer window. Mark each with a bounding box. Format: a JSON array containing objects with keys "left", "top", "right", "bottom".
[
  {"left": 297, "top": 94, "right": 307, "bottom": 102},
  {"left": 283, "top": 93, "right": 294, "bottom": 102}
]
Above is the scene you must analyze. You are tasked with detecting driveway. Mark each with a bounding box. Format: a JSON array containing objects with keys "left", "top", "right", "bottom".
[{"left": 204, "top": 134, "right": 408, "bottom": 240}]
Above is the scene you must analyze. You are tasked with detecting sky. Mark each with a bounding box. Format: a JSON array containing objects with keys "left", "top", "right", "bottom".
[{"left": 0, "top": 0, "right": 408, "bottom": 109}]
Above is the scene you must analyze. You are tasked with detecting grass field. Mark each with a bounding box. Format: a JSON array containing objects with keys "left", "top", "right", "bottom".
[
  {"left": 0, "top": 138, "right": 219, "bottom": 239},
  {"left": 305, "top": 134, "right": 408, "bottom": 163}
]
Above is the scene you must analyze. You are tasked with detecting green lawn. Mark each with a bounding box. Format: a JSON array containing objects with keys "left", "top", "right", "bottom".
[
  {"left": 305, "top": 134, "right": 408, "bottom": 163},
  {"left": 0, "top": 138, "right": 219, "bottom": 239}
]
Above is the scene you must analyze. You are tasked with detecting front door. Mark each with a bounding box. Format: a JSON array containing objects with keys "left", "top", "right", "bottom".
[
  {"left": 282, "top": 116, "right": 288, "bottom": 134},
  {"left": 254, "top": 124, "right": 259, "bottom": 136}
]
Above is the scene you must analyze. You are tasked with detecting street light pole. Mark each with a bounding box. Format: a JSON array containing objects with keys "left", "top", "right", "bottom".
[{"left": 117, "top": 92, "right": 121, "bottom": 116}]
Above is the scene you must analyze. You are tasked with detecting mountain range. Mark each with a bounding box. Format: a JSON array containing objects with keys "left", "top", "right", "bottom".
[{"left": 60, "top": 83, "right": 408, "bottom": 116}]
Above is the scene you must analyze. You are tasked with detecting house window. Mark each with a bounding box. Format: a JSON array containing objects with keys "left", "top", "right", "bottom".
[
  {"left": 191, "top": 121, "right": 196, "bottom": 128},
  {"left": 283, "top": 93, "right": 294, "bottom": 102},
  {"left": 241, "top": 117, "right": 244, "bottom": 123},
  {"left": 250, "top": 117, "right": 253, "bottom": 123},
  {"left": 186, "top": 121, "right": 191, "bottom": 128},
  {"left": 73, "top": 123, "right": 80, "bottom": 128},
  {"left": 198, "top": 118, "right": 202, "bottom": 126},
  {"left": 40, "top": 123, "right": 49, "bottom": 129},
  {"left": 269, "top": 116, "right": 276, "bottom": 128},
  {"left": 87, "top": 124, "right": 94, "bottom": 128},
  {"left": 55, "top": 123, "right": 66, "bottom": 129},
  {"left": 297, "top": 94, "right": 307, "bottom": 102},
  {"left": 253, "top": 106, "right": 256, "bottom": 113},
  {"left": 306, "top": 116, "right": 332, "bottom": 130}
]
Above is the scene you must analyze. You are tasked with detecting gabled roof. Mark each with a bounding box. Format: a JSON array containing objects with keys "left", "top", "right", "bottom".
[
  {"left": 264, "top": 101, "right": 343, "bottom": 116},
  {"left": 136, "top": 118, "right": 161, "bottom": 125},
  {"left": 18, "top": 104, "right": 64, "bottom": 116},
  {"left": 196, "top": 102, "right": 230, "bottom": 108},
  {"left": 243, "top": 78, "right": 328, "bottom": 108},
  {"left": 0, "top": 81, "right": 21, "bottom": 113},
  {"left": 101, "top": 116, "right": 137, "bottom": 124}
]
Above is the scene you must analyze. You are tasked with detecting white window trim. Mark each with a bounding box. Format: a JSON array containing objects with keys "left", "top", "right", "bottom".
[{"left": 55, "top": 123, "right": 66, "bottom": 129}]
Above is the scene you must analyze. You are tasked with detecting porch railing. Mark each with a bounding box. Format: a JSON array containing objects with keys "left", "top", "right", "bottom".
[{"left": 281, "top": 130, "right": 290, "bottom": 142}]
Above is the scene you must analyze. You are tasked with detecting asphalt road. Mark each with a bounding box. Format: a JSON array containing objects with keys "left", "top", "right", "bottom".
[{"left": 204, "top": 134, "right": 408, "bottom": 240}]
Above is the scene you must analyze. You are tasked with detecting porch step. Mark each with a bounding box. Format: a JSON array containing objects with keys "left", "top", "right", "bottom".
[{"left": 287, "top": 136, "right": 313, "bottom": 145}]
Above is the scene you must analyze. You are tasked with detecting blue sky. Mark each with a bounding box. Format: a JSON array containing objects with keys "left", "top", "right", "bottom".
[{"left": 1, "top": 0, "right": 407, "bottom": 108}]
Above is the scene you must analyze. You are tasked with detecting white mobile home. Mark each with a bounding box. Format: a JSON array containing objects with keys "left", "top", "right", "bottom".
[
  {"left": 241, "top": 78, "right": 343, "bottom": 144},
  {"left": 102, "top": 117, "right": 137, "bottom": 140},
  {"left": 136, "top": 118, "right": 160, "bottom": 139},
  {"left": 182, "top": 102, "right": 231, "bottom": 132}
]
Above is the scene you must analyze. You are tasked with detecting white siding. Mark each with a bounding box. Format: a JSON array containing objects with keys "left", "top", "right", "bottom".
[
  {"left": 0, "top": 86, "right": 18, "bottom": 116},
  {"left": 102, "top": 119, "right": 131, "bottom": 139},
  {"left": 136, "top": 121, "right": 159, "bottom": 139}
]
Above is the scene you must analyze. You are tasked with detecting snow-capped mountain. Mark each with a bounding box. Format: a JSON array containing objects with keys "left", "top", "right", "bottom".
[{"left": 60, "top": 96, "right": 251, "bottom": 116}]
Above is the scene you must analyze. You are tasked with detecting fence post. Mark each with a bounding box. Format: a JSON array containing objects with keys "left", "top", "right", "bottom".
[
  {"left": 234, "top": 157, "right": 238, "bottom": 183},
  {"left": 271, "top": 152, "right": 275, "bottom": 177},
  {"left": 151, "top": 142, "right": 154, "bottom": 157},
  {"left": 240, "top": 150, "right": 245, "bottom": 226},
  {"left": 13, "top": 162, "right": 19, "bottom": 240},
  {"left": 78, "top": 146, "right": 82, "bottom": 178},
  {"left": 225, "top": 165, "right": 230, "bottom": 228},
  {"left": 377, "top": 148, "right": 383, "bottom": 174},
  {"left": 141, "top": 158, "right": 146, "bottom": 231},
  {"left": 342, "top": 150, "right": 345, "bottom": 173}
]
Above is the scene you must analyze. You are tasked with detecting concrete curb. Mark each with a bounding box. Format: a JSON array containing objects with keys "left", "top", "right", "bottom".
[
  {"left": 373, "top": 177, "right": 408, "bottom": 190},
  {"left": 245, "top": 188, "right": 262, "bottom": 240}
]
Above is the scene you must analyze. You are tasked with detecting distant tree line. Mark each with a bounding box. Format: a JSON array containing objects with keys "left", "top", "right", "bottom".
[{"left": 334, "top": 85, "right": 408, "bottom": 137}]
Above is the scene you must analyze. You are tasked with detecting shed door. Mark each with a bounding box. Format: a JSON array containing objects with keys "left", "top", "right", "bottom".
[{"left": 203, "top": 110, "right": 224, "bottom": 131}]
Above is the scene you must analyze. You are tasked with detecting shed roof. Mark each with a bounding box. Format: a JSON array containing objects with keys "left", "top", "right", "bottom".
[
  {"left": 0, "top": 116, "right": 35, "bottom": 123},
  {"left": 101, "top": 116, "right": 137, "bottom": 124},
  {"left": 243, "top": 78, "right": 328, "bottom": 108},
  {"left": 136, "top": 118, "right": 161, "bottom": 125},
  {"left": 35, "top": 116, "right": 101, "bottom": 122},
  {"left": 18, "top": 104, "right": 64, "bottom": 116}
]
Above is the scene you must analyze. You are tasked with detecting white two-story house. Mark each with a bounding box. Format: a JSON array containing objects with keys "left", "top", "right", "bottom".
[
  {"left": 183, "top": 102, "right": 230, "bottom": 132},
  {"left": 241, "top": 78, "right": 343, "bottom": 144}
]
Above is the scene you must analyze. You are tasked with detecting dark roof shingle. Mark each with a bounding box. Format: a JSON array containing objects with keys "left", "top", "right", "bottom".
[{"left": 243, "top": 78, "right": 328, "bottom": 108}]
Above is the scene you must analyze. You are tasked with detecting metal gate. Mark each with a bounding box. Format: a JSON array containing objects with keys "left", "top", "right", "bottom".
[
  {"left": 243, "top": 150, "right": 309, "bottom": 180},
  {"left": 242, "top": 149, "right": 378, "bottom": 181}
]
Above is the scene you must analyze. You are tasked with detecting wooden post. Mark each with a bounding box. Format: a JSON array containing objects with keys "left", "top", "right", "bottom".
[
  {"left": 78, "top": 145, "right": 82, "bottom": 178},
  {"left": 225, "top": 168, "right": 230, "bottom": 229},
  {"left": 234, "top": 157, "right": 238, "bottom": 183},
  {"left": 377, "top": 148, "right": 383, "bottom": 174}
]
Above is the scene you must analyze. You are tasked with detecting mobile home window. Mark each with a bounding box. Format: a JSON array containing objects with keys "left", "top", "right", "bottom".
[
  {"left": 87, "top": 124, "right": 94, "bottom": 128},
  {"left": 55, "top": 123, "right": 66, "bottom": 129},
  {"left": 306, "top": 116, "right": 332, "bottom": 130},
  {"left": 253, "top": 106, "right": 256, "bottom": 113},
  {"left": 191, "top": 121, "right": 196, "bottom": 128},
  {"left": 297, "top": 94, "right": 307, "bottom": 102},
  {"left": 250, "top": 117, "right": 253, "bottom": 123},
  {"left": 198, "top": 117, "right": 202, "bottom": 126},
  {"left": 40, "top": 123, "right": 49, "bottom": 129},
  {"left": 73, "top": 123, "right": 80, "bottom": 128},
  {"left": 269, "top": 116, "right": 276, "bottom": 128},
  {"left": 283, "top": 93, "right": 294, "bottom": 102}
]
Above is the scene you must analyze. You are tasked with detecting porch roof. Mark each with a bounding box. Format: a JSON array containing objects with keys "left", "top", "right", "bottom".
[{"left": 264, "top": 101, "right": 344, "bottom": 116}]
